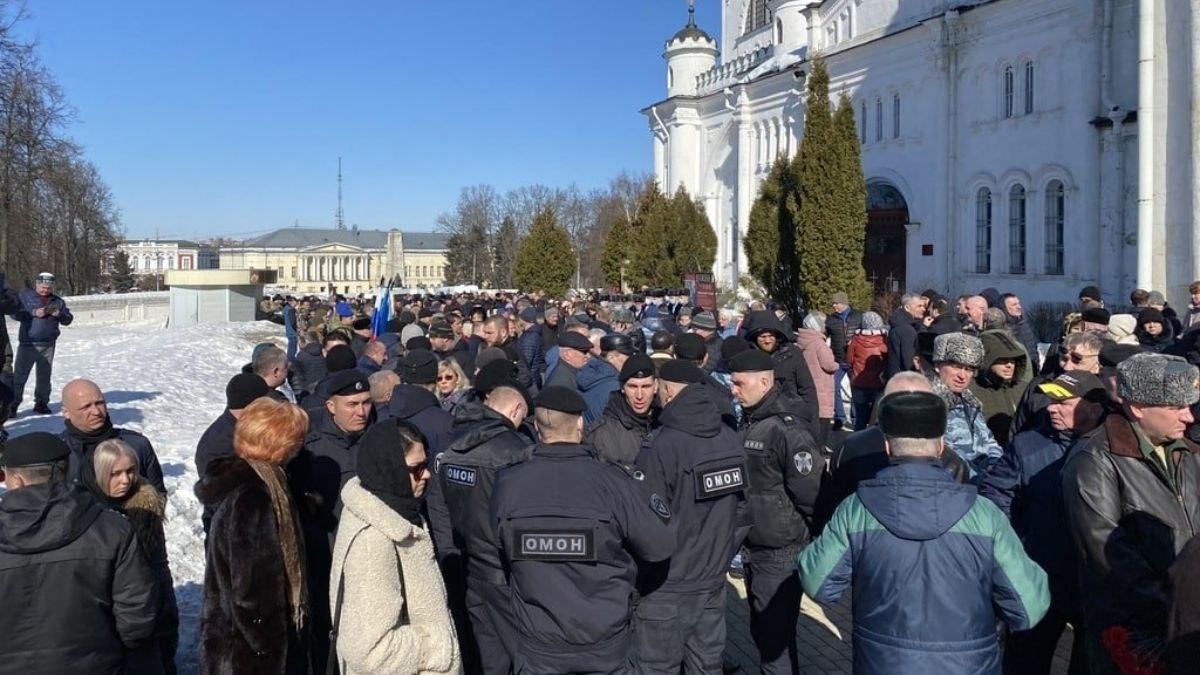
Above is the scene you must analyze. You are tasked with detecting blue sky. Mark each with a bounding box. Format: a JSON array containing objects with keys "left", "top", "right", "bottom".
[{"left": 20, "top": 1, "right": 721, "bottom": 241}]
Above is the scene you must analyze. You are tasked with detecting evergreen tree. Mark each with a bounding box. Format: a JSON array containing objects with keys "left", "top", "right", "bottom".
[
  {"left": 666, "top": 186, "right": 717, "bottom": 280},
  {"left": 110, "top": 250, "right": 136, "bottom": 293},
  {"left": 601, "top": 215, "right": 631, "bottom": 289},
  {"left": 490, "top": 216, "right": 520, "bottom": 289},
  {"left": 627, "top": 181, "right": 674, "bottom": 288},
  {"left": 745, "top": 156, "right": 803, "bottom": 317},
  {"left": 796, "top": 56, "right": 872, "bottom": 311},
  {"left": 444, "top": 224, "right": 489, "bottom": 285},
  {"left": 513, "top": 207, "right": 576, "bottom": 296}
]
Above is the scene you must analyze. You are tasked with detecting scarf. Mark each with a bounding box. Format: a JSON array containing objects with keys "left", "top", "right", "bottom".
[
  {"left": 65, "top": 416, "right": 117, "bottom": 455},
  {"left": 246, "top": 458, "right": 309, "bottom": 630},
  {"left": 357, "top": 420, "right": 424, "bottom": 527}
]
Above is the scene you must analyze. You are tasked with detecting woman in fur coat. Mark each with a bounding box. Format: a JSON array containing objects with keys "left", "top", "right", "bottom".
[
  {"left": 89, "top": 438, "right": 179, "bottom": 674},
  {"left": 329, "top": 418, "right": 461, "bottom": 675},
  {"left": 195, "top": 398, "right": 312, "bottom": 675}
]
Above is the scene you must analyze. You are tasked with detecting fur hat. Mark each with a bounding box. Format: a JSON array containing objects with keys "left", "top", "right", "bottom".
[
  {"left": 860, "top": 311, "right": 886, "bottom": 331},
  {"left": 1117, "top": 352, "right": 1200, "bottom": 407},
  {"left": 932, "top": 333, "right": 985, "bottom": 368}
]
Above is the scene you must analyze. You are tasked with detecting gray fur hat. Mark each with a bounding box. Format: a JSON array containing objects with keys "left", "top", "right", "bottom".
[
  {"left": 932, "top": 333, "right": 985, "bottom": 368},
  {"left": 1117, "top": 352, "right": 1200, "bottom": 407}
]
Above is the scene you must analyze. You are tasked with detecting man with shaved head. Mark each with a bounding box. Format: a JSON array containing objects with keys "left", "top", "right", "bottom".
[
  {"left": 964, "top": 295, "right": 989, "bottom": 334},
  {"left": 812, "top": 371, "right": 970, "bottom": 532},
  {"left": 59, "top": 378, "right": 165, "bottom": 494}
]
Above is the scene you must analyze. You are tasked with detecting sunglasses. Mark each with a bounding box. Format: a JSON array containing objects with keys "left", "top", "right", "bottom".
[
  {"left": 437, "top": 374, "right": 456, "bottom": 382},
  {"left": 1067, "top": 352, "right": 1096, "bottom": 364},
  {"left": 407, "top": 461, "right": 428, "bottom": 478}
]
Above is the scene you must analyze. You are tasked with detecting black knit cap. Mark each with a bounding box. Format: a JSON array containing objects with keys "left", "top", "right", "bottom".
[
  {"left": 3, "top": 432, "right": 70, "bottom": 467},
  {"left": 728, "top": 349, "right": 775, "bottom": 373},
  {"left": 325, "top": 344, "right": 357, "bottom": 373},
  {"left": 619, "top": 352, "right": 656, "bottom": 383},
  {"left": 401, "top": 349, "right": 438, "bottom": 385},
  {"left": 675, "top": 333, "right": 707, "bottom": 361},
  {"left": 878, "top": 391, "right": 947, "bottom": 439},
  {"left": 226, "top": 372, "right": 270, "bottom": 410},
  {"left": 535, "top": 386, "right": 587, "bottom": 414},
  {"left": 658, "top": 359, "right": 705, "bottom": 384},
  {"left": 351, "top": 316, "right": 371, "bottom": 331},
  {"left": 1079, "top": 285, "right": 1102, "bottom": 302},
  {"left": 721, "top": 335, "right": 753, "bottom": 361},
  {"left": 1081, "top": 307, "right": 1111, "bottom": 325},
  {"left": 405, "top": 335, "right": 432, "bottom": 351}
]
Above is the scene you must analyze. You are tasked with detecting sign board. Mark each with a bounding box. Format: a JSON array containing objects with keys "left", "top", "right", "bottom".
[{"left": 683, "top": 272, "right": 717, "bottom": 311}]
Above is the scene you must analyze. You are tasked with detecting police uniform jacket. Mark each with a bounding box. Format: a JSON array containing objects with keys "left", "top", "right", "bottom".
[
  {"left": 288, "top": 409, "right": 363, "bottom": 536},
  {"left": 740, "top": 386, "right": 821, "bottom": 550},
  {"left": 492, "top": 442, "right": 675, "bottom": 661},
  {"left": 636, "top": 382, "right": 745, "bottom": 593},
  {"left": 427, "top": 402, "right": 532, "bottom": 586},
  {"left": 586, "top": 390, "right": 657, "bottom": 467}
]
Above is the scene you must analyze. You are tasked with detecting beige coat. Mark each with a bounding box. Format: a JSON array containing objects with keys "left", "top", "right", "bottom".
[{"left": 330, "top": 478, "right": 461, "bottom": 675}]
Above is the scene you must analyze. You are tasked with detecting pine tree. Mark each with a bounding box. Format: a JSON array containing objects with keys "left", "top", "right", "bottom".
[
  {"left": 110, "top": 250, "right": 136, "bottom": 293},
  {"left": 745, "top": 156, "right": 803, "bottom": 317},
  {"left": 627, "top": 181, "right": 674, "bottom": 288},
  {"left": 490, "top": 216, "right": 520, "bottom": 289},
  {"left": 796, "top": 56, "right": 872, "bottom": 311},
  {"left": 667, "top": 186, "right": 717, "bottom": 280},
  {"left": 512, "top": 207, "right": 576, "bottom": 296},
  {"left": 601, "top": 215, "right": 631, "bottom": 288}
]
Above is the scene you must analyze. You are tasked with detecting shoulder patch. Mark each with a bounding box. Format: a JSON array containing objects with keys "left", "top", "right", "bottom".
[
  {"left": 695, "top": 463, "right": 746, "bottom": 499},
  {"left": 650, "top": 493, "right": 671, "bottom": 520},
  {"left": 793, "top": 451, "right": 814, "bottom": 476},
  {"left": 433, "top": 452, "right": 445, "bottom": 475},
  {"left": 443, "top": 464, "right": 478, "bottom": 487},
  {"left": 512, "top": 529, "right": 596, "bottom": 561},
  {"left": 744, "top": 440, "right": 765, "bottom": 451}
]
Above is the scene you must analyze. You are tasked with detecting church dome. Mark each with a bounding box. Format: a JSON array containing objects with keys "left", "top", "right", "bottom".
[{"left": 666, "top": 4, "right": 716, "bottom": 49}]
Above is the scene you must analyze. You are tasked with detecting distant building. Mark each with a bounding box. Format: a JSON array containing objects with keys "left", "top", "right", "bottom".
[
  {"left": 218, "top": 227, "right": 449, "bottom": 295},
  {"left": 116, "top": 239, "right": 217, "bottom": 274}
]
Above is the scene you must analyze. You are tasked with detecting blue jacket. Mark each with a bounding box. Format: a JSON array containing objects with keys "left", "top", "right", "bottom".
[
  {"left": 282, "top": 304, "right": 297, "bottom": 337},
  {"left": 798, "top": 460, "right": 1049, "bottom": 674},
  {"left": 14, "top": 288, "right": 73, "bottom": 344},
  {"left": 577, "top": 359, "right": 619, "bottom": 426},
  {"left": 517, "top": 325, "right": 546, "bottom": 392},
  {"left": 381, "top": 384, "right": 453, "bottom": 457}
]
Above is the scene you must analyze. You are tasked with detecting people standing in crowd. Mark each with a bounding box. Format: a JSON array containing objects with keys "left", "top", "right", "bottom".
[
  {"left": 825, "top": 292, "right": 863, "bottom": 431},
  {"left": 1135, "top": 307, "right": 1177, "bottom": 353},
  {"left": 1146, "top": 290, "right": 1184, "bottom": 337},
  {"left": 253, "top": 344, "right": 293, "bottom": 402},
  {"left": 587, "top": 352, "right": 658, "bottom": 467},
  {"left": 929, "top": 333, "right": 1003, "bottom": 478},
  {"left": 196, "top": 373, "right": 272, "bottom": 535},
  {"left": 649, "top": 330, "right": 675, "bottom": 368},
  {"left": 196, "top": 398, "right": 311, "bottom": 674},
  {"left": 384, "top": 350, "right": 453, "bottom": 460},
  {"left": 1011, "top": 332, "right": 1105, "bottom": 439},
  {"left": 430, "top": 318, "right": 476, "bottom": 382},
  {"left": 282, "top": 296, "right": 299, "bottom": 362},
  {"left": 0, "top": 432, "right": 162, "bottom": 674},
  {"left": 1185, "top": 281, "right": 1200, "bottom": 330},
  {"left": 690, "top": 310, "right": 724, "bottom": 374},
  {"left": 492, "top": 386, "right": 675, "bottom": 675},
  {"left": 481, "top": 315, "right": 532, "bottom": 392},
  {"left": 970, "top": 331, "right": 1030, "bottom": 447},
  {"left": 728, "top": 349, "right": 822, "bottom": 675},
  {"left": 799, "top": 391, "right": 1049, "bottom": 673},
  {"left": 60, "top": 378, "right": 166, "bottom": 494},
  {"left": 961, "top": 295, "right": 988, "bottom": 334},
  {"left": 578, "top": 334, "right": 631, "bottom": 425},
  {"left": 10, "top": 272, "right": 73, "bottom": 415},
  {"left": 516, "top": 307, "right": 546, "bottom": 394},
  {"left": 742, "top": 309, "right": 820, "bottom": 428},
  {"left": 329, "top": 418, "right": 460, "bottom": 675},
  {"left": 291, "top": 330, "right": 327, "bottom": 394},
  {"left": 544, "top": 329, "right": 591, "bottom": 390},
  {"left": 635, "top": 360, "right": 744, "bottom": 674},
  {"left": 924, "top": 295, "right": 960, "bottom": 336},
  {"left": 885, "top": 293, "right": 927, "bottom": 379},
  {"left": 436, "top": 357, "right": 471, "bottom": 414},
  {"left": 368, "top": 370, "right": 400, "bottom": 410},
  {"left": 845, "top": 311, "right": 888, "bottom": 431},
  {"left": 1000, "top": 293, "right": 1040, "bottom": 369},
  {"left": 1063, "top": 352, "right": 1200, "bottom": 674},
  {"left": 796, "top": 311, "right": 839, "bottom": 441}
]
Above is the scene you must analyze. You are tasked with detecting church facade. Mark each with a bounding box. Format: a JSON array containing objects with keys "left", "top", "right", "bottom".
[{"left": 644, "top": 0, "right": 1200, "bottom": 306}]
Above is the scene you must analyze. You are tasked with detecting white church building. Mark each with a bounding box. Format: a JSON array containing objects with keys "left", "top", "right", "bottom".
[{"left": 643, "top": 0, "right": 1199, "bottom": 307}]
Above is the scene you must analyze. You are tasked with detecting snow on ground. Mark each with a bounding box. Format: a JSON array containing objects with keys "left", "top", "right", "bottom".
[{"left": 5, "top": 319, "right": 286, "bottom": 675}]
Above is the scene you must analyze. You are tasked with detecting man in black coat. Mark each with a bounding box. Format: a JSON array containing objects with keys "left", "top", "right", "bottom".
[
  {"left": 195, "top": 373, "right": 271, "bottom": 536},
  {"left": 0, "top": 432, "right": 161, "bottom": 673},
  {"left": 60, "top": 378, "right": 165, "bottom": 494},
  {"left": 885, "top": 293, "right": 928, "bottom": 379},
  {"left": 481, "top": 315, "right": 532, "bottom": 392},
  {"left": 382, "top": 350, "right": 453, "bottom": 456},
  {"left": 586, "top": 353, "right": 658, "bottom": 467},
  {"left": 431, "top": 319, "right": 476, "bottom": 383},
  {"left": 741, "top": 310, "right": 819, "bottom": 433}
]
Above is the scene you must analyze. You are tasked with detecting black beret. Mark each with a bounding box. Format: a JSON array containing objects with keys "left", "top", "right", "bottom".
[
  {"left": 729, "top": 349, "right": 775, "bottom": 373},
  {"left": 675, "top": 333, "right": 707, "bottom": 361},
  {"left": 351, "top": 316, "right": 372, "bottom": 331},
  {"left": 325, "top": 369, "right": 370, "bottom": 397},
  {"left": 226, "top": 372, "right": 270, "bottom": 410},
  {"left": 658, "top": 359, "right": 705, "bottom": 384},
  {"left": 619, "top": 352, "right": 656, "bottom": 383},
  {"left": 3, "top": 432, "right": 70, "bottom": 467},
  {"left": 325, "top": 344, "right": 357, "bottom": 373},
  {"left": 405, "top": 335, "right": 432, "bottom": 352},
  {"left": 600, "top": 333, "right": 636, "bottom": 355},
  {"left": 535, "top": 386, "right": 587, "bottom": 414},
  {"left": 878, "top": 391, "right": 947, "bottom": 439},
  {"left": 721, "top": 335, "right": 753, "bottom": 361},
  {"left": 558, "top": 331, "right": 592, "bottom": 352},
  {"left": 1081, "top": 307, "right": 1111, "bottom": 325},
  {"left": 401, "top": 349, "right": 438, "bottom": 385}
]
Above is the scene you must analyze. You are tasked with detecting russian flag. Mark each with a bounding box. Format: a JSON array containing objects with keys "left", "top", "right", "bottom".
[{"left": 371, "top": 285, "right": 392, "bottom": 340}]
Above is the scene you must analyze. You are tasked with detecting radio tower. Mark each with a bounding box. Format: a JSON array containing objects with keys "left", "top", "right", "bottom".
[{"left": 335, "top": 157, "right": 346, "bottom": 230}]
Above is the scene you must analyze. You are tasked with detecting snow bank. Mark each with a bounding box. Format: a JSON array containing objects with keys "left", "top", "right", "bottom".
[{"left": 5, "top": 319, "right": 286, "bottom": 674}]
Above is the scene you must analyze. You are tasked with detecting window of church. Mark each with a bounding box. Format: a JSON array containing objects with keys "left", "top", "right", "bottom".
[
  {"left": 1004, "top": 66, "right": 1015, "bottom": 119},
  {"left": 668, "top": 67, "right": 674, "bottom": 89},
  {"left": 860, "top": 100, "right": 867, "bottom": 144},
  {"left": 892, "top": 94, "right": 900, "bottom": 139},
  {"left": 746, "top": 0, "right": 770, "bottom": 35},
  {"left": 1044, "top": 180, "right": 1065, "bottom": 275},
  {"left": 827, "top": 25, "right": 837, "bottom": 47},
  {"left": 841, "top": 12, "right": 851, "bottom": 40},
  {"left": 975, "top": 188, "right": 992, "bottom": 273},
  {"left": 1008, "top": 185, "right": 1027, "bottom": 274},
  {"left": 1024, "top": 62, "right": 1034, "bottom": 115},
  {"left": 775, "top": 18, "right": 783, "bottom": 43},
  {"left": 874, "top": 99, "right": 883, "bottom": 142}
]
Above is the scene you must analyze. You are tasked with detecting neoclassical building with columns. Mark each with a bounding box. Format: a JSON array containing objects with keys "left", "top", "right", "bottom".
[
  {"left": 645, "top": 0, "right": 1199, "bottom": 306},
  {"left": 219, "top": 227, "right": 449, "bottom": 295}
]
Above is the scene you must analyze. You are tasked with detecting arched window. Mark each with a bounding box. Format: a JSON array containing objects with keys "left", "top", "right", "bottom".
[
  {"left": 975, "top": 188, "right": 992, "bottom": 274},
  {"left": 775, "top": 18, "right": 783, "bottom": 43},
  {"left": 892, "top": 94, "right": 900, "bottom": 139},
  {"left": 1044, "top": 180, "right": 1065, "bottom": 275},
  {"left": 746, "top": 0, "right": 770, "bottom": 34},
  {"left": 1004, "top": 66, "right": 1015, "bottom": 119},
  {"left": 1008, "top": 184, "right": 1027, "bottom": 274},
  {"left": 1024, "top": 61, "right": 1035, "bottom": 114},
  {"left": 668, "top": 67, "right": 674, "bottom": 89},
  {"left": 860, "top": 100, "right": 867, "bottom": 144},
  {"left": 874, "top": 98, "right": 883, "bottom": 142}
]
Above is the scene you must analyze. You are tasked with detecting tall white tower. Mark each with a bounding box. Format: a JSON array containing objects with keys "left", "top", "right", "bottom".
[
  {"left": 769, "top": 0, "right": 810, "bottom": 53},
  {"left": 664, "top": 2, "right": 718, "bottom": 98}
]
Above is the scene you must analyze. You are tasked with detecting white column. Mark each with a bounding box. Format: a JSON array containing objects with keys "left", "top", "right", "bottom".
[{"left": 736, "top": 87, "right": 753, "bottom": 287}]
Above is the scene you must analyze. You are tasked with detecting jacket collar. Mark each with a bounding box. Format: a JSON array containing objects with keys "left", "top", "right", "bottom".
[
  {"left": 339, "top": 477, "right": 423, "bottom": 543},
  {"left": 1102, "top": 412, "right": 1199, "bottom": 459}
]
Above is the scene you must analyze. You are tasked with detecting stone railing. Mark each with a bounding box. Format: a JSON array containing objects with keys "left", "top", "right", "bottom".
[
  {"left": 59, "top": 291, "right": 170, "bottom": 326},
  {"left": 696, "top": 45, "right": 773, "bottom": 94}
]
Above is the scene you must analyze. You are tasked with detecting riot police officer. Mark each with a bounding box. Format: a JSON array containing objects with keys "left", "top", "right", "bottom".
[
  {"left": 492, "top": 386, "right": 675, "bottom": 675},
  {"left": 586, "top": 352, "right": 658, "bottom": 467},
  {"left": 634, "top": 359, "right": 746, "bottom": 674},
  {"left": 728, "top": 349, "right": 823, "bottom": 675}
]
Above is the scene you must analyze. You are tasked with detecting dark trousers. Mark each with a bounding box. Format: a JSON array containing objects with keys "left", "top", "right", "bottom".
[
  {"left": 634, "top": 585, "right": 726, "bottom": 674},
  {"left": 13, "top": 342, "right": 54, "bottom": 408},
  {"left": 1003, "top": 606, "right": 1088, "bottom": 675},
  {"left": 745, "top": 546, "right": 802, "bottom": 675},
  {"left": 466, "top": 581, "right": 518, "bottom": 675},
  {"left": 851, "top": 388, "right": 880, "bottom": 431},
  {"left": 286, "top": 333, "right": 298, "bottom": 362}
]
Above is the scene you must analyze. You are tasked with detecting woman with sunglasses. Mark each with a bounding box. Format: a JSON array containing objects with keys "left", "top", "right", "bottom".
[
  {"left": 436, "top": 358, "right": 470, "bottom": 415},
  {"left": 329, "top": 419, "right": 460, "bottom": 675}
]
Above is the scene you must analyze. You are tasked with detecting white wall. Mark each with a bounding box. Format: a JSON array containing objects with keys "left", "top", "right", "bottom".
[{"left": 60, "top": 292, "right": 170, "bottom": 326}]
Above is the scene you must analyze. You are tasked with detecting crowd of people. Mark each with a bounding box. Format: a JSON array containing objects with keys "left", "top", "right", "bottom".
[{"left": 2, "top": 279, "right": 1200, "bottom": 674}]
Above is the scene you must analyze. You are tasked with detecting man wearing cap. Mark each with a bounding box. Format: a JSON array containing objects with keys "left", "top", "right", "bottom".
[
  {"left": 0, "top": 432, "right": 162, "bottom": 673},
  {"left": 728, "top": 349, "right": 822, "bottom": 675},
  {"left": 741, "top": 310, "right": 820, "bottom": 428},
  {"left": 929, "top": 332, "right": 1003, "bottom": 478},
  {"left": 288, "top": 368, "right": 372, "bottom": 667},
  {"left": 798, "top": 391, "right": 1049, "bottom": 673},
  {"left": 492, "top": 386, "right": 675, "bottom": 675},
  {"left": 676, "top": 332, "right": 740, "bottom": 431},
  {"left": 384, "top": 349, "right": 453, "bottom": 458},
  {"left": 545, "top": 329, "right": 591, "bottom": 391},
  {"left": 577, "top": 334, "right": 635, "bottom": 426},
  {"left": 60, "top": 378, "right": 166, "bottom": 494},
  {"left": 540, "top": 306, "right": 562, "bottom": 354},
  {"left": 690, "top": 310, "right": 724, "bottom": 374},
  {"left": 1080, "top": 306, "right": 1111, "bottom": 335},
  {"left": 195, "top": 372, "right": 272, "bottom": 534},
  {"left": 634, "top": 360, "right": 745, "bottom": 674},
  {"left": 431, "top": 318, "right": 475, "bottom": 382},
  {"left": 426, "top": 385, "right": 532, "bottom": 675},
  {"left": 516, "top": 307, "right": 546, "bottom": 394},
  {"left": 10, "top": 271, "right": 73, "bottom": 415},
  {"left": 1063, "top": 352, "right": 1200, "bottom": 672},
  {"left": 979, "top": 370, "right": 1108, "bottom": 673},
  {"left": 1079, "top": 285, "right": 1105, "bottom": 310},
  {"left": 587, "top": 352, "right": 659, "bottom": 467}
]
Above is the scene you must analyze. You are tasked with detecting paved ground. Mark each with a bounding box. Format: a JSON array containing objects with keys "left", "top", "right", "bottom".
[{"left": 721, "top": 575, "right": 1074, "bottom": 674}]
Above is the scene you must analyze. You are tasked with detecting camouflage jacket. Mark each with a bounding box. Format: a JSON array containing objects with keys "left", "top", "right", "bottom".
[{"left": 931, "top": 377, "right": 1003, "bottom": 479}]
